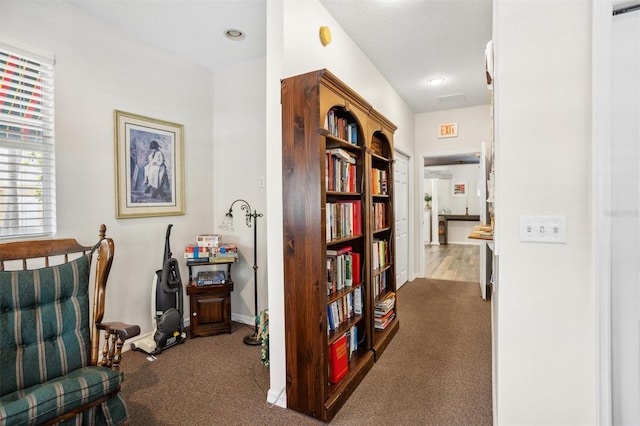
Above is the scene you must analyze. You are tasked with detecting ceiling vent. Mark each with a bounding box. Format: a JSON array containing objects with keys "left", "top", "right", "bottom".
[{"left": 437, "top": 93, "right": 466, "bottom": 104}]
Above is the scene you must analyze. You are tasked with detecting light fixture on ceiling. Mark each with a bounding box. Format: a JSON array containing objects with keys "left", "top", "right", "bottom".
[
  {"left": 224, "top": 29, "right": 246, "bottom": 41},
  {"left": 426, "top": 76, "right": 446, "bottom": 86}
]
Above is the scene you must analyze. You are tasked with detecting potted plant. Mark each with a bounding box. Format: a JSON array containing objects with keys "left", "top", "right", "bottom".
[{"left": 424, "top": 194, "right": 432, "bottom": 211}]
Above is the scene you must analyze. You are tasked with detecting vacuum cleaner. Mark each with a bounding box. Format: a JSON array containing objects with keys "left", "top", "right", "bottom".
[{"left": 132, "top": 224, "right": 186, "bottom": 355}]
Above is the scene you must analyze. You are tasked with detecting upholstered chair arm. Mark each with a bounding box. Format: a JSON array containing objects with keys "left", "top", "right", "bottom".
[{"left": 97, "top": 322, "right": 141, "bottom": 370}]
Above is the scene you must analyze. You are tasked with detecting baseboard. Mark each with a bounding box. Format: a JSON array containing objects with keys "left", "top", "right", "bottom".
[
  {"left": 231, "top": 312, "right": 255, "bottom": 326},
  {"left": 123, "top": 331, "right": 152, "bottom": 354},
  {"left": 267, "top": 386, "right": 287, "bottom": 408},
  {"left": 447, "top": 240, "right": 481, "bottom": 246}
]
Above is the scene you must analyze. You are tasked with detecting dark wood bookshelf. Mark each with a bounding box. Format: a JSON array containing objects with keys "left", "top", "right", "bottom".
[{"left": 282, "top": 68, "right": 398, "bottom": 421}]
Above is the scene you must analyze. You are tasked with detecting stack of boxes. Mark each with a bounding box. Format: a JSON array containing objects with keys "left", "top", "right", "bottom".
[{"left": 184, "top": 234, "right": 239, "bottom": 263}]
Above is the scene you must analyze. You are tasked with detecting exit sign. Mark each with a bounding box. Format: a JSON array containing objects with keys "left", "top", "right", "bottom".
[{"left": 438, "top": 123, "right": 458, "bottom": 138}]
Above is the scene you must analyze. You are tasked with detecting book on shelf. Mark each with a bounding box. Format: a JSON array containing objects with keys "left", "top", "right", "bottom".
[
  {"left": 374, "top": 312, "right": 396, "bottom": 330},
  {"left": 373, "top": 202, "right": 387, "bottom": 230},
  {"left": 351, "top": 252, "right": 361, "bottom": 284},
  {"left": 186, "top": 257, "right": 212, "bottom": 264},
  {"left": 372, "top": 239, "right": 389, "bottom": 270},
  {"left": 325, "top": 109, "right": 358, "bottom": 145},
  {"left": 327, "top": 293, "right": 356, "bottom": 332},
  {"left": 326, "top": 245, "right": 352, "bottom": 256},
  {"left": 210, "top": 252, "right": 239, "bottom": 260},
  {"left": 371, "top": 168, "right": 388, "bottom": 195},
  {"left": 375, "top": 293, "right": 396, "bottom": 315},
  {"left": 374, "top": 309, "right": 395, "bottom": 326},
  {"left": 328, "top": 333, "right": 349, "bottom": 384},
  {"left": 326, "top": 200, "right": 362, "bottom": 242},
  {"left": 209, "top": 255, "right": 238, "bottom": 264},
  {"left": 195, "top": 270, "right": 227, "bottom": 286},
  {"left": 353, "top": 286, "right": 363, "bottom": 315},
  {"left": 346, "top": 325, "right": 358, "bottom": 360},
  {"left": 373, "top": 271, "right": 388, "bottom": 298},
  {"left": 328, "top": 148, "right": 356, "bottom": 163},
  {"left": 211, "top": 243, "right": 238, "bottom": 254},
  {"left": 325, "top": 151, "right": 356, "bottom": 192},
  {"left": 184, "top": 244, "right": 211, "bottom": 259},
  {"left": 327, "top": 247, "right": 356, "bottom": 295}
]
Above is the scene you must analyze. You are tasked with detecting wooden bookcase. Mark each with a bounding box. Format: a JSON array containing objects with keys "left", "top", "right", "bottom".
[{"left": 281, "top": 69, "right": 399, "bottom": 421}]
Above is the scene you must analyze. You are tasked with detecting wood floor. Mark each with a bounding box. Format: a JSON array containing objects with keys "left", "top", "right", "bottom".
[{"left": 425, "top": 243, "right": 480, "bottom": 282}]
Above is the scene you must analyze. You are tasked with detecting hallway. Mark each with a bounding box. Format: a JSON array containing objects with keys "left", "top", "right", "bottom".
[{"left": 425, "top": 244, "right": 480, "bottom": 282}]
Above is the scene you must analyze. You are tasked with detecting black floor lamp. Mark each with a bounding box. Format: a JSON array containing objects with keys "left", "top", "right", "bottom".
[{"left": 219, "top": 199, "right": 263, "bottom": 346}]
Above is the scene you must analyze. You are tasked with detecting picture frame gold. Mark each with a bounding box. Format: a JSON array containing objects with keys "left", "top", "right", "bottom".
[{"left": 114, "top": 110, "right": 185, "bottom": 218}]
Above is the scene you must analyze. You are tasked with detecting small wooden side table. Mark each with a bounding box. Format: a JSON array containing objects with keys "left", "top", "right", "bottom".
[{"left": 186, "top": 258, "right": 236, "bottom": 337}]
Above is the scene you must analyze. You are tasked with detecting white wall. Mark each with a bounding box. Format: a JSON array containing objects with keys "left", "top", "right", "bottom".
[
  {"left": 416, "top": 105, "right": 490, "bottom": 157},
  {"left": 213, "top": 58, "right": 267, "bottom": 325},
  {"left": 493, "top": 0, "right": 595, "bottom": 423},
  {"left": 428, "top": 164, "right": 482, "bottom": 216},
  {"left": 1, "top": 0, "right": 216, "bottom": 337},
  {"left": 265, "top": 0, "right": 416, "bottom": 407},
  {"left": 417, "top": 106, "right": 489, "bottom": 261}
]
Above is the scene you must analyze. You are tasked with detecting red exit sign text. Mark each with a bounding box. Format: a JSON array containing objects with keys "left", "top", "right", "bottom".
[{"left": 438, "top": 123, "right": 458, "bottom": 138}]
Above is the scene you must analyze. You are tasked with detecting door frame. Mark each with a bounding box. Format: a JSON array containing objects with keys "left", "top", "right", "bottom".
[
  {"left": 592, "top": 0, "right": 615, "bottom": 423},
  {"left": 419, "top": 150, "right": 483, "bottom": 280}
]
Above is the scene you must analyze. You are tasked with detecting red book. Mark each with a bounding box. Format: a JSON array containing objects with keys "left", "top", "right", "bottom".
[
  {"left": 352, "top": 200, "right": 362, "bottom": 236},
  {"left": 351, "top": 252, "right": 361, "bottom": 284},
  {"left": 328, "top": 334, "right": 349, "bottom": 384}
]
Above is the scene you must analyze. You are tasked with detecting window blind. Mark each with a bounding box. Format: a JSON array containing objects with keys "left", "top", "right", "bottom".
[{"left": 0, "top": 42, "right": 56, "bottom": 239}]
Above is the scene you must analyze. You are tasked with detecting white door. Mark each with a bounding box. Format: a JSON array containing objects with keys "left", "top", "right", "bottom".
[
  {"left": 394, "top": 151, "right": 409, "bottom": 288},
  {"left": 478, "top": 142, "right": 489, "bottom": 300},
  {"left": 611, "top": 8, "right": 640, "bottom": 424}
]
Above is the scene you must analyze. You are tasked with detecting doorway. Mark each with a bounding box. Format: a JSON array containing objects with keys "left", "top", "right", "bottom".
[{"left": 421, "top": 153, "right": 484, "bottom": 286}]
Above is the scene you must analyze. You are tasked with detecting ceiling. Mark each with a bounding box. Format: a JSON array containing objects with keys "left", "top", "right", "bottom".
[{"left": 62, "top": 0, "right": 492, "bottom": 115}]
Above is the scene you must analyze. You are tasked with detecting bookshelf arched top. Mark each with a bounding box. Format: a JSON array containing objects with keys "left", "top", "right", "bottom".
[
  {"left": 325, "top": 106, "right": 363, "bottom": 147},
  {"left": 371, "top": 130, "right": 392, "bottom": 159}
]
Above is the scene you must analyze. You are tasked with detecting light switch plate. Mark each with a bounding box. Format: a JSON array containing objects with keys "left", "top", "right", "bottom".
[{"left": 520, "top": 215, "right": 567, "bottom": 244}]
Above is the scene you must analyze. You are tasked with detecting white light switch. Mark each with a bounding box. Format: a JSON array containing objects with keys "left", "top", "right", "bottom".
[{"left": 520, "top": 215, "right": 567, "bottom": 244}]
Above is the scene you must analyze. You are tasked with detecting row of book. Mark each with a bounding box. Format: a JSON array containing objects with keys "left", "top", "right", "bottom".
[
  {"left": 326, "top": 148, "right": 358, "bottom": 193},
  {"left": 326, "top": 246, "right": 361, "bottom": 295},
  {"left": 373, "top": 271, "right": 388, "bottom": 299},
  {"left": 327, "top": 286, "right": 363, "bottom": 333},
  {"left": 326, "top": 109, "right": 358, "bottom": 145},
  {"left": 371, "top": 167, "right": 388, "bottom": 195},
  {"left": 327, "top": 292, "right": 355, "bottom": 333},
  {"left": 374, "top": 293, "right": 395, "bottom": 331},
  {"left": 327, "top": 287, "right": 364, "bottom": 334},
  {"left": 184, "top": 243, "right": 239, "bottom": 263},
  {"left": 328, "top": 325, "right": 359, "bottom": 384},
  {"left": 373, "top": 202, "right": 387, "bottom": 230},
  {"left": 326, "top": 200, "right": 362, "bottom": 242},
  {"left": 372, "top": 239, "right": 390, "bottom": 270}
]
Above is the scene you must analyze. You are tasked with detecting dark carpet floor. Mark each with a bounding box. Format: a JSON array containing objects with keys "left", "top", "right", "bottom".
[{"left": 120, "top": 278, "right": 492, "bottom": 425}]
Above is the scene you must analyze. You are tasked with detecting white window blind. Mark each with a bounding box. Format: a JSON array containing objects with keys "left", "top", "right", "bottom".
[{"left": 0, "top": 43, "right": 56, "bottom": 239}]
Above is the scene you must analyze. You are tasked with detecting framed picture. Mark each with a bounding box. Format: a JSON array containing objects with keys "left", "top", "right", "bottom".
[
  {"left": 114, "top": 110, "right": 185, "bottom": 218},
  {"left": 451, "top": 181, "right": 467, "bottom": 197}
]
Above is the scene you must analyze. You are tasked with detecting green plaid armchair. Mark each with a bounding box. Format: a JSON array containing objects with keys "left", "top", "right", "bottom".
[{"left": 0, "top": 225, "right": 140, "bottom": 425}]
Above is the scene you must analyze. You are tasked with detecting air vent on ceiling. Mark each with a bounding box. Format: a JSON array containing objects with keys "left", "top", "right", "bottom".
[{"left": 437, "top": 93, "right": 466, "bottom": 103}]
